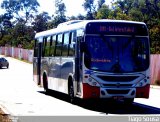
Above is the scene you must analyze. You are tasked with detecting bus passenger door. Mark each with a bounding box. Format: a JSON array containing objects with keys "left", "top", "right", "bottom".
[{"left": 75, "top": 36, "right": 83, "bottom": 94}]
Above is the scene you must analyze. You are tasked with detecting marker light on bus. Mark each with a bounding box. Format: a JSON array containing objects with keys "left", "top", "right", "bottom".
[{"left": 135, "top": 79, "right": 148, "bottom": 87}]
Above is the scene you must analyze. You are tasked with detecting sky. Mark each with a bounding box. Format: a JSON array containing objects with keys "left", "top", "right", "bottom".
[
  {"left": 0, "top": 0, "right": 113, "bottom": 17},
  {"left": 38, "top": 0, "right": 113, "bottom": 16},
  {"left": 38, "top": 0, "right": 86, "bottom": 16}
]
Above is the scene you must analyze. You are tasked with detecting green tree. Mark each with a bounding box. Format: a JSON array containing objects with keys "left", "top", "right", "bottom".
[
  {"left": 77, "top": 14, "right": 85, "bottom": 20},
  {"left": 68, "top": 14, "right": 85, "bottom": 20},
  {"left": 32, "top": 12, "right": 51, "bottom": 32},
  {"left": 96, "top": 4, "right": 110, "bottom": 19},
  {"left": 53, "top": 0, "right": 67, "bottom": 27},
  {"left": 1, "top": 0, "right": 40, "bottom": 25},
  {"left": 0, "top": 15, "right": 4, "bottom": 40},
  {"left": 9, "top": 22, "right": 35, "bottom": 48},
  {"left": 115, "top": 0, "right": 133, "bottom": 15},
  {"left": 128, "top": 8, "right": 143, "bottom": 21},
  {"left": 109, "top": 6, "right": 130, "bottom": 20},
  {"left": 150, "top": 25, "right": 160, "bottom": 54},
  {"left": 0, "top": 13, "right": 12, "bottom": 40},
  {"left": 0, "top": 0, "right": 39, "bottom": 48},
  {"left": 97, "top": 0, "right": 105, "bottom": 10},
  {"left": 83, "top": 0, "right": 96, "bottom": 19},
  {"left": 0, "top": 34, "right": 12, "bottom": 46}
]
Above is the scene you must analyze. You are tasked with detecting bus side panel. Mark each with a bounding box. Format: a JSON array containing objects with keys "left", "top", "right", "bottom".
[
  {"left": 48, "top": 57, "right": 61, "bottom": 91},
  {"left": 60, "top": 57, "right": 74, "bottom": 94}
]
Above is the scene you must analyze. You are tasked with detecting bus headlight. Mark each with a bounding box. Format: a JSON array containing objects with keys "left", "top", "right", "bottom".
[{"left": 88, "top": 77, "right": 100, "bottom": 87}]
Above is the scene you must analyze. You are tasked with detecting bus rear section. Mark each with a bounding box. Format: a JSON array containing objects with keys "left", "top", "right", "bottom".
[{"left": 80, "top": 21, "right": 150, "bottom": 104}]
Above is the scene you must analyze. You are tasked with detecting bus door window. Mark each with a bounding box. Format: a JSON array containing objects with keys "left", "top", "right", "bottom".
[
  {"left": 44, "top": 36, "right": 51, "bottom": 57},
  {"left": 68, "top": 32, "right": 76, "bottom": 56},
  {"left": 76, "top": 34, "right": 83, "bottom": 93}
]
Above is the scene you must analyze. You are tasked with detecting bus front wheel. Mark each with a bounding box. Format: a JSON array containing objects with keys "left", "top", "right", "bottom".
[
  {"left": 68, "top": 80, "right": 75, "bottom": 104},
  {"left": 43, "top": 74, "right": 48, "bottom": 93},
  {"left": 124, "top": 98, "right": 134, "bottom": 106}
]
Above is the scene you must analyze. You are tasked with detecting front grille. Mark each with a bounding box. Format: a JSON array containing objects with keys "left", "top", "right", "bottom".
[
  {"left": 97, "top": 75, "right": 139, "bottom": 82},
  {"left": 103, "top": 84, "right": 133, "bottom": 87},
  {"left": 107, "top": 89, "right": 129, "bottom": 94}
]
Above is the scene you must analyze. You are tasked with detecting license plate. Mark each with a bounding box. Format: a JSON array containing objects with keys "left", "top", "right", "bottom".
[{"left": 113, "top": 96, "right": 124, "bottom": 100}]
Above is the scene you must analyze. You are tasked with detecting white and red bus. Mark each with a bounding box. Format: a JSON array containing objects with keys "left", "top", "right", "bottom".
[{"left": 33, "top": 20, "right": 150, "bottom": 104}]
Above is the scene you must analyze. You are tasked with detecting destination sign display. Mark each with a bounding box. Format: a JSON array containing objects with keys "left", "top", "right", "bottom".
[
  {"left": 99, "top": 26, "right": 135, "bottom": 33},
  {"left": 86, "top": 22, "right": 148, "bottom": 36}
]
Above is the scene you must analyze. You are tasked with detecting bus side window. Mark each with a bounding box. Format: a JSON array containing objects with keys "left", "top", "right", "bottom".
[
  {"left": 62, "top": 32, "right": 70, "bottom": 56},
  {"left": 42, "top": 37, "right": 46, "bottom": 57},
  {"left": 55, "top": 34, "right": 63, "bottom": 56},
  {"left": 44, "top": 36, "right": 51, "bottom": 57},
  {"left": 49, "top": 36, "right": 52, "bottom": 56},
  {"left": 68, "top": 32, "right": 76, "bottom": 56},
  {"left": 34, "top": 39, "right": 38, "bottom": 57},
  {"left": 50, "top": 35, "right": 55, "bottom": 56}
]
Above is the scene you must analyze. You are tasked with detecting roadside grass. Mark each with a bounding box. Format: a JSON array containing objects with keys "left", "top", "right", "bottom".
[{"left": 14, "top": 57, "right": 32, "bottom": 64}]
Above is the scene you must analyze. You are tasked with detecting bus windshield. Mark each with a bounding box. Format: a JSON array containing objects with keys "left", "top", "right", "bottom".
[{"left": 84, "top": 35, "right": 149, "bottom": 73}]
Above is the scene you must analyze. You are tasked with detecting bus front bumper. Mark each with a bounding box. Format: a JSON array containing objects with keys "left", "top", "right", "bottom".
[{"left": 82, "top": 83, "right": 150, "bottom": 99}]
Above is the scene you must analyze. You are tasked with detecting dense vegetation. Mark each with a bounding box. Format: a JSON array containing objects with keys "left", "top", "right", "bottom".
[{"left": 0, "top": 0, "right": 160, "bottom": 53}]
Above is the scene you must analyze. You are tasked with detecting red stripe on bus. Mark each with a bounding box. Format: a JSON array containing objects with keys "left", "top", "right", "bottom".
[
  {"left": 83, "top": 83, "right": 100, "bottom": 99},
  {"left": 136, "top": 84, "right": 150, "bottom": 98}
]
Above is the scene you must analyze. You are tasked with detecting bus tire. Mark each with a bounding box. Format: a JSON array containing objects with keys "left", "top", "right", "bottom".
[
  {"left": 68, "top": 78, "right": 75, "bottom": 104},
  {"left": 124, "top": 98, "right": 134, "bottom": 106},
  {"left": 43, "top": 73, "right": 48, "bottom": 93}
]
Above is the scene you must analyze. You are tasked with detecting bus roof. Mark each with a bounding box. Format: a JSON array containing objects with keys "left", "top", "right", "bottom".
[{"left": 35, "top": 19, "right": 146, "bottom": 38}]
